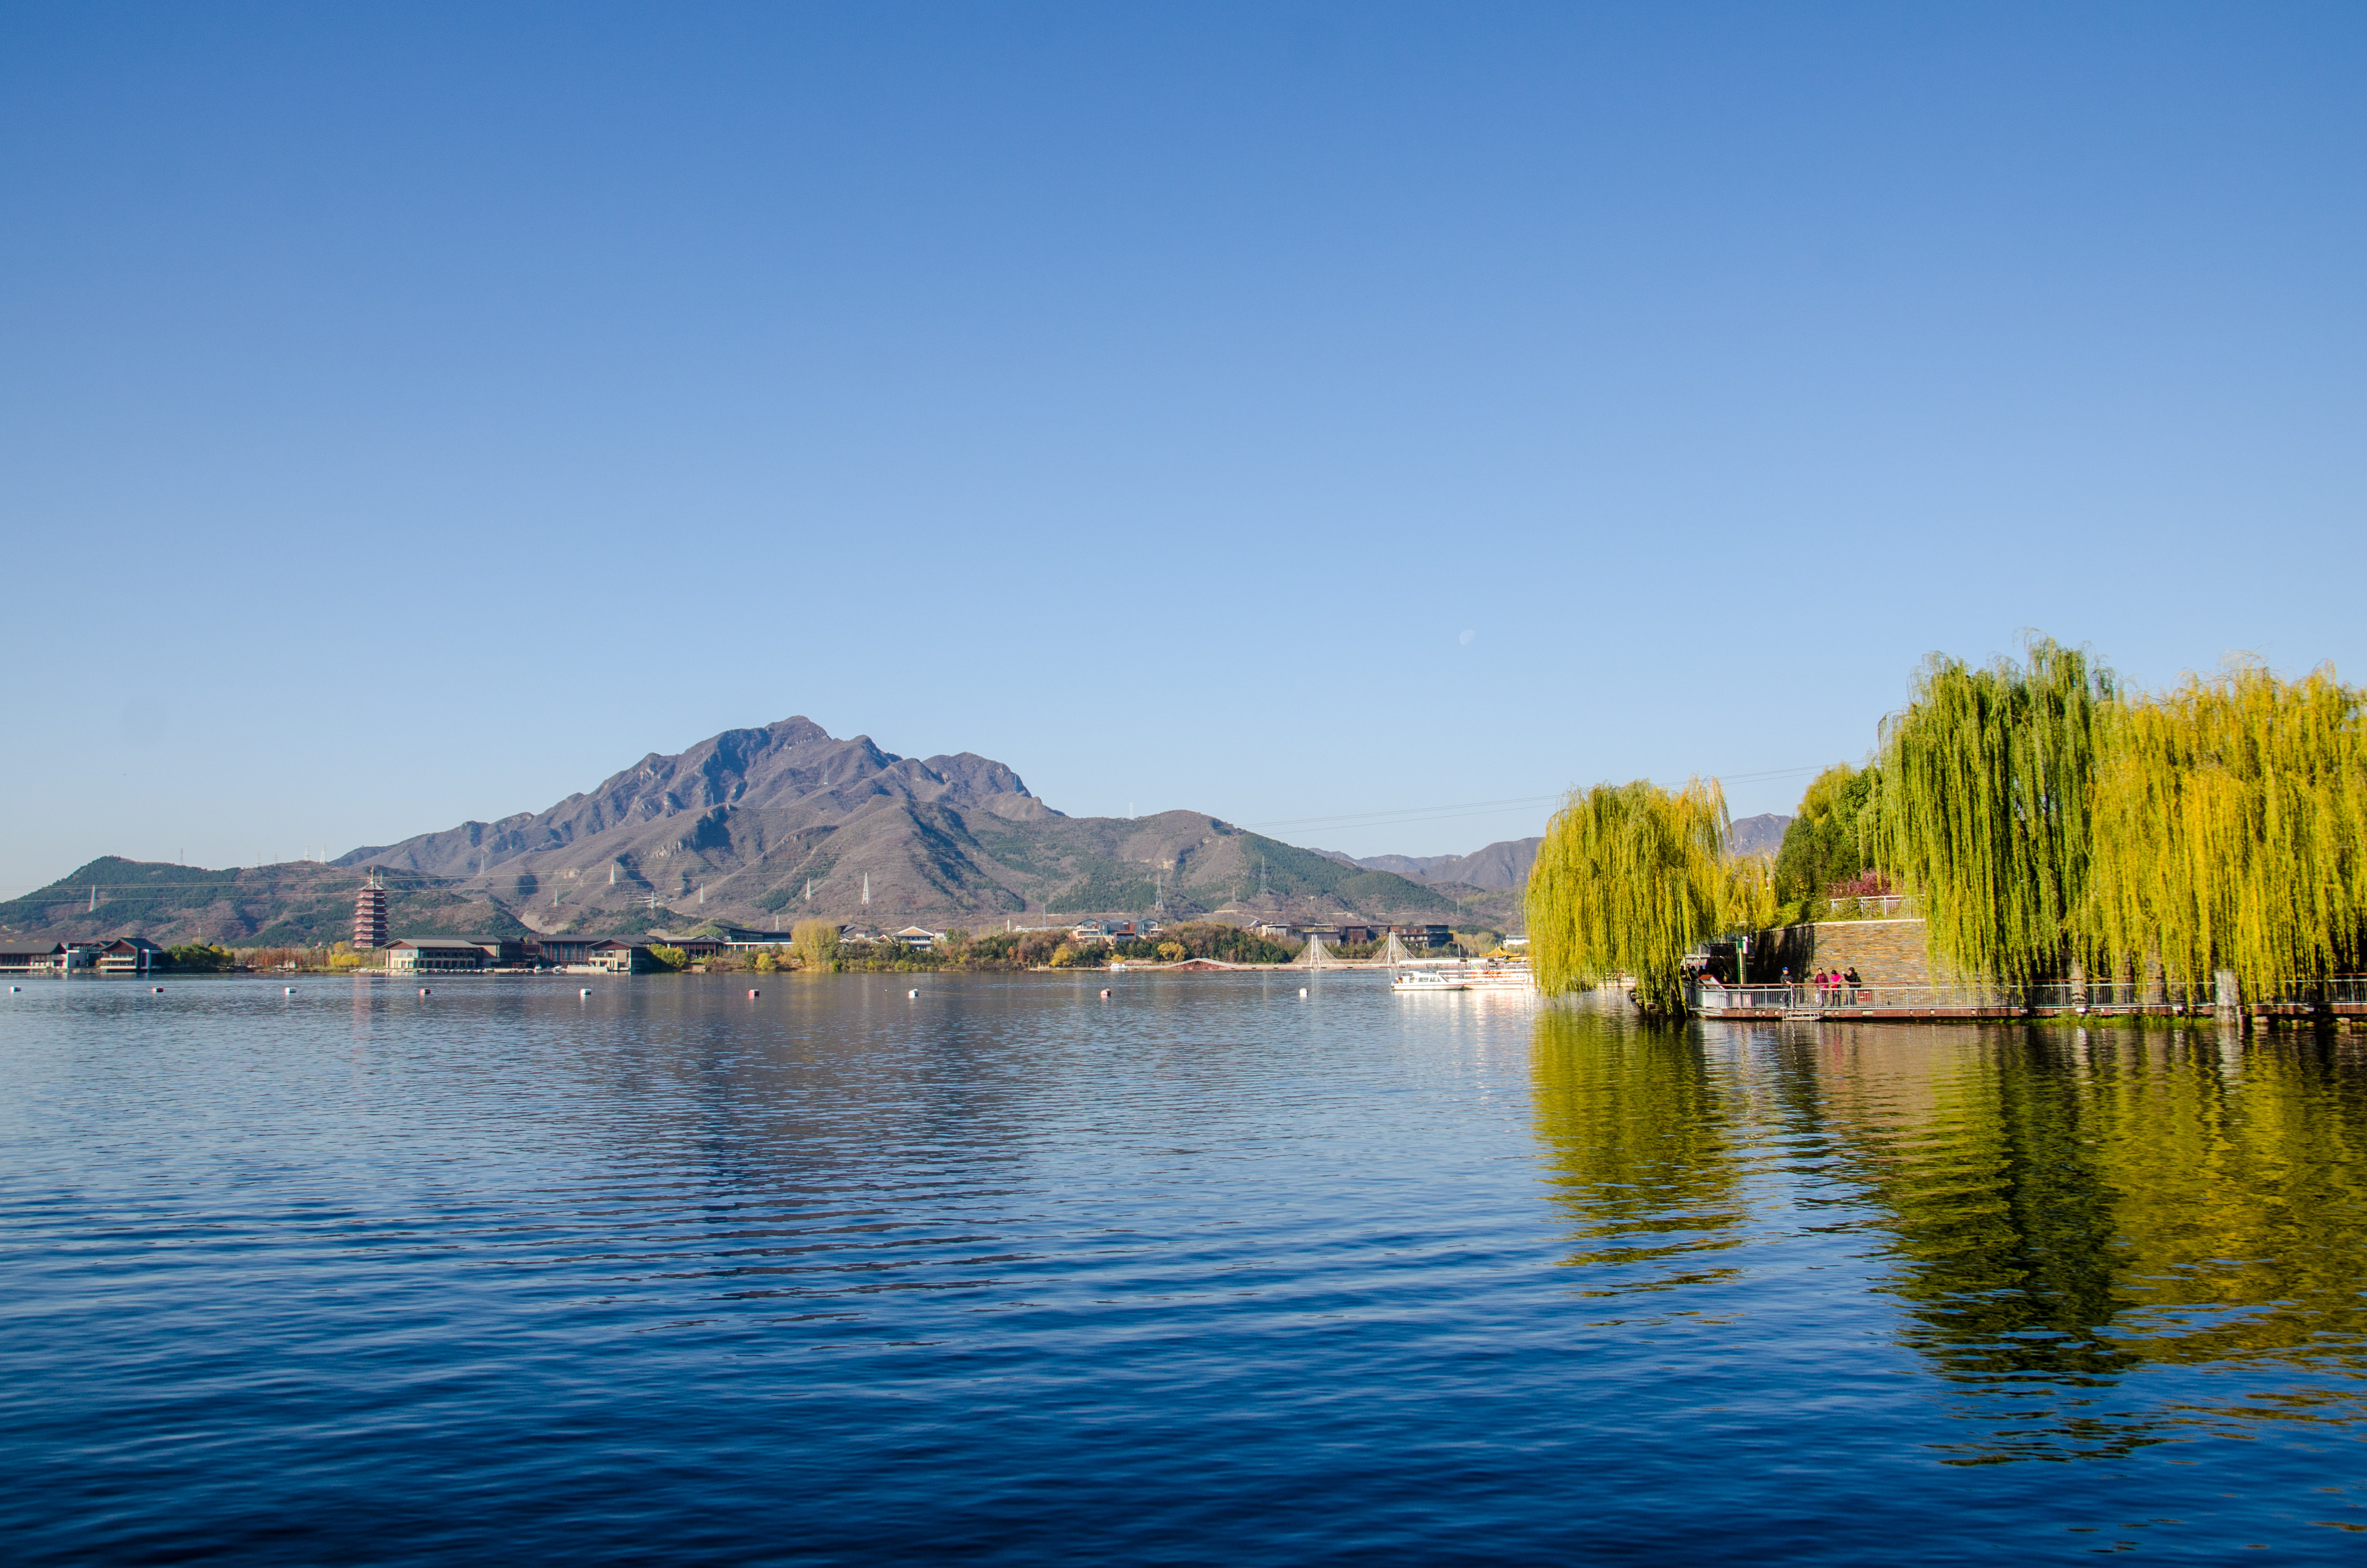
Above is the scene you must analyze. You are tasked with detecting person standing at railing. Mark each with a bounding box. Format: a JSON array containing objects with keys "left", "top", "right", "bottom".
[{"left": 1844, "top": 966, "right": 1861, "bottom": 1004}]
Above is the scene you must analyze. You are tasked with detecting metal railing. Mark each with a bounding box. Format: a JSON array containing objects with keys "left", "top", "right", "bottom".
[
  {"left": 2025, "top": 979, "right": 2209, "bottom": 1012},
  {"left": 1693, "top": 974, "right": 2367, "bottom": 1018},
  {"left": 1821, "top": 894, "right": 1922, "bottom": 920},
  {"left": 1692, "top": 981, "right": 2021, "bottom": 1014}
]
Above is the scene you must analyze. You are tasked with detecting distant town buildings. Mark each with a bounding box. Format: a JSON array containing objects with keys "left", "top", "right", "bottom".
[
  {"left": 0, "top": 938, "right": 161, "bottom": 974},
  {"left": 1068, "top": 919, "right": 1159, "bottom": 945}
]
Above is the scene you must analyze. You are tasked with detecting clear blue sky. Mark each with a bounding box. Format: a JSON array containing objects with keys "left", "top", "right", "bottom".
[{"left": 3, "top": 3, "right": 2361, "bottom": 892}]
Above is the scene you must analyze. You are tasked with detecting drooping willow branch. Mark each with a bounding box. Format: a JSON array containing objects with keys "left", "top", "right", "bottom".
[
  {"left": 1873, "top": 638, "right": 2112, "bottom": 984},
  {"left": 1527, "top": 777, "right": 1759, "bottom": 1017},
  {"left": 2088, "top": 663, "right": 2367, "bottom": 997}
]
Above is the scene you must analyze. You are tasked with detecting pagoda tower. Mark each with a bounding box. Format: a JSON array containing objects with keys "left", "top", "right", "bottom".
[{"left": 353, "top": 871, "right": 389, "bottom": 950}]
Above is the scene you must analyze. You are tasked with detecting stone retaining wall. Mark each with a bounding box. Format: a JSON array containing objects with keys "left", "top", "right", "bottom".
[{"left": 1741, "top": 918, "right": 1947, "bottom": 986}]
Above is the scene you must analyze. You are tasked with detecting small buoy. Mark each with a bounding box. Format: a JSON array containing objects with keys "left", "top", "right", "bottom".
[
  {"left": 1299, "top": 987, "right": 1308, "bottom": 998},
  {"left": 9, "top": 986, "right": 19, "bottom": 993},
  {"left": 152, "top": 986, "right": 165, "bottom": 994},
  {"left": 285, "top": 986, "right": 295, "bottom": 995},
  {"left": 748, "top": 988, "right": 761, "bottom": 998},
  {"left": 907, "top": 989, "right": 918, "bottom": 998},
  {"left": 1100, "top": 988, "right": 1111, "bottom": 998},
  {"left": 580, "top": 988, "right": 592, "bottom": 998},
  {"left": 419, "top": 987, "right": 430, "bottom": 996}
]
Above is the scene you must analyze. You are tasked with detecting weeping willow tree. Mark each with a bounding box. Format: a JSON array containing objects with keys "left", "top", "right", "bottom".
[
  {"left": 1528, "top": 777, "right": 1756, "bottom": 1016},
  {"left": 1874, "top": 638, "right": 2113, "bottom": 984},
  {"left": 2088, "top": 663, "right": 2367, "bottom": 998}
]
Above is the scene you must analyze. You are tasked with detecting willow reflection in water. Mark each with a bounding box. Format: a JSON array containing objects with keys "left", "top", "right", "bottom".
[
  {"left": 1532, "top": 1007, "right": 2367, "bottom": 1464},
  {"left": 1529, "top": 1008, "right": 1748, "bottom": 1296}
]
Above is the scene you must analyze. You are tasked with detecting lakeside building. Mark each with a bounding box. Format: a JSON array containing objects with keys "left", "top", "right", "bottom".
[
  {"left": 2, "top": 938, "right": 167, "bottom": 974},
  {"left": 649, "top": 933, "right": 728, "bottom": 961},
  {"left": 530, "top": 936, "right": 604, "bottom": 966},
  {"left": 584, "top": 939, "right": 652, "bottom": 974},
  {"left": 94, "top": 937, "right": 163, "bottom": 974},
  {"left": 1067, "top": 920, "right": 1160, "bottom": 945},
  {"left": 891, "top": 926, "right": 946, "bottom": 949},
  {"left": 1389, "top": 925, "right": 1455, "bottom": 950},
  {"left": 384, "top": 938, "right": 494, "bottom": 973}
]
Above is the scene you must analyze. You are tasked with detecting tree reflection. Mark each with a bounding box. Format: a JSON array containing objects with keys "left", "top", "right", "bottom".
[
  {"left": 1813, "top": 1024, "right": 2367, "bottom": 1457},
  {"left": 1818, "top": 1029, "right": 2138, "bottom": 1383},
  {"left": 1529, "top": 1006, "right": 1745, "bottom": 1294}
]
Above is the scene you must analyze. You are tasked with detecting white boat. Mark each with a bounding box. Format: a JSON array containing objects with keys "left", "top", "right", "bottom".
[
  {"left": 1453, "top": 960, "right": 1539, "bottom": 993},
  {"left": 1393, "top": 968, "right": 1467, "bottom": 993}
]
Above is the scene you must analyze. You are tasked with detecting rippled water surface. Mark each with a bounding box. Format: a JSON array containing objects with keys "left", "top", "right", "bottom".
[{"left": 4, "top": 972, "right": 2365, "bottom": 1562}]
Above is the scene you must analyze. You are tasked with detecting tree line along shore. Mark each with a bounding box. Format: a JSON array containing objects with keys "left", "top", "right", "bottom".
[
  {"left": 1532, "top": 636, "right": 2367, "bottom": 1018},
  {"left": 140, "top": 919, "right": 1516, "bottom": 977}
]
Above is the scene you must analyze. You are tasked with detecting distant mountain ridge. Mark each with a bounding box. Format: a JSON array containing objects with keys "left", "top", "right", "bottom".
[
  {"left": 338, "top": 716, "right": 1054, "bottom": 879},
  {"left": 1326, "top": 811, "right": 1794, "bottom": 893},
  {"left": 4, "top": 717, "right": 1487, "bottom": 945},
  {"left": 1326, "top": 838, "right": 1542, "bottom": 892}
]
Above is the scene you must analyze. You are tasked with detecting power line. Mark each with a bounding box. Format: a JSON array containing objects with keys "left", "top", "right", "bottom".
[{"left": 1237, "top": 765, "right": 1825, "bottom": 835}]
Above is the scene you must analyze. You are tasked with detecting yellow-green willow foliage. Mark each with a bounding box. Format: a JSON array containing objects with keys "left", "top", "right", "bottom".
[
  {"left": 1874, "top": 639, "right": 2113, "bottom": 984},
  {"left": 1723, "top": 852, "right": 1776, "bottom": 937},
  {"left": 1529, "top": 1009, "right": 1743, "bottom": 1289},
  {"left": 2088, "top": 663, "right": 2367, "bottom": 996},
  {"left": 1527, "top": 777, "right": 1738, "bottom": 1015}
]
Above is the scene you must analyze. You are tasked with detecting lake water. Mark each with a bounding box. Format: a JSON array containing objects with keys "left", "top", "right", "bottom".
[{"left": 3, "top": 972, "right": 2363, "bottom": 1563}]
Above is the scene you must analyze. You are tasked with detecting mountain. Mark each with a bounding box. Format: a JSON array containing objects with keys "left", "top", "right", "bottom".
[
  {"left": 1344, "top": 811, "right": 1794, "bottom": 893},
  {"left": 1728, "top": 813, "right": 1793, "bottom": 857},
  {"left": 2, "top": 718, "right": 1473, "bottom": 945},
  {"left": 1339, "top": 838, "right": 1542, "bottom": 892}
]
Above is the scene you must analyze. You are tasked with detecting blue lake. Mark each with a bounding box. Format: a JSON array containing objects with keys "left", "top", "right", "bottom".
[{"left": 2, "top": 972, "right": 2363, "bottom": 1562}]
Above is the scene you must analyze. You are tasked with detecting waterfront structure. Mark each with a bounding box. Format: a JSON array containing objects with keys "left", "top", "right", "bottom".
[
  {"left": 0, "top": 942, "right": 65, "bottom": 974},
  {"left": 584, "top": 939, "right": 652, "bottom": 974},
  {"left": 1389, "top": 925, "right": 1455, "bottom": 950},
  {"left": 1066, "top": 920, "right": 1151, "bottom": 944},
  {"left": 530, "top": 935, "right": 601, "bottom": 966},
  {"left": 384, "top": 938, "right": 491, "bottom": 972},
  {"left": 891, "top": 926, "right": 945, "bottom": 949},
  {"left": 721, "top": 927, "right": 798, "bottom": 950},
  {"left": 94, "top": 937, "right": 162, "bottom": 974},
  {"left": 354, "top": 873, "right": 389, "bottom": 949}
]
